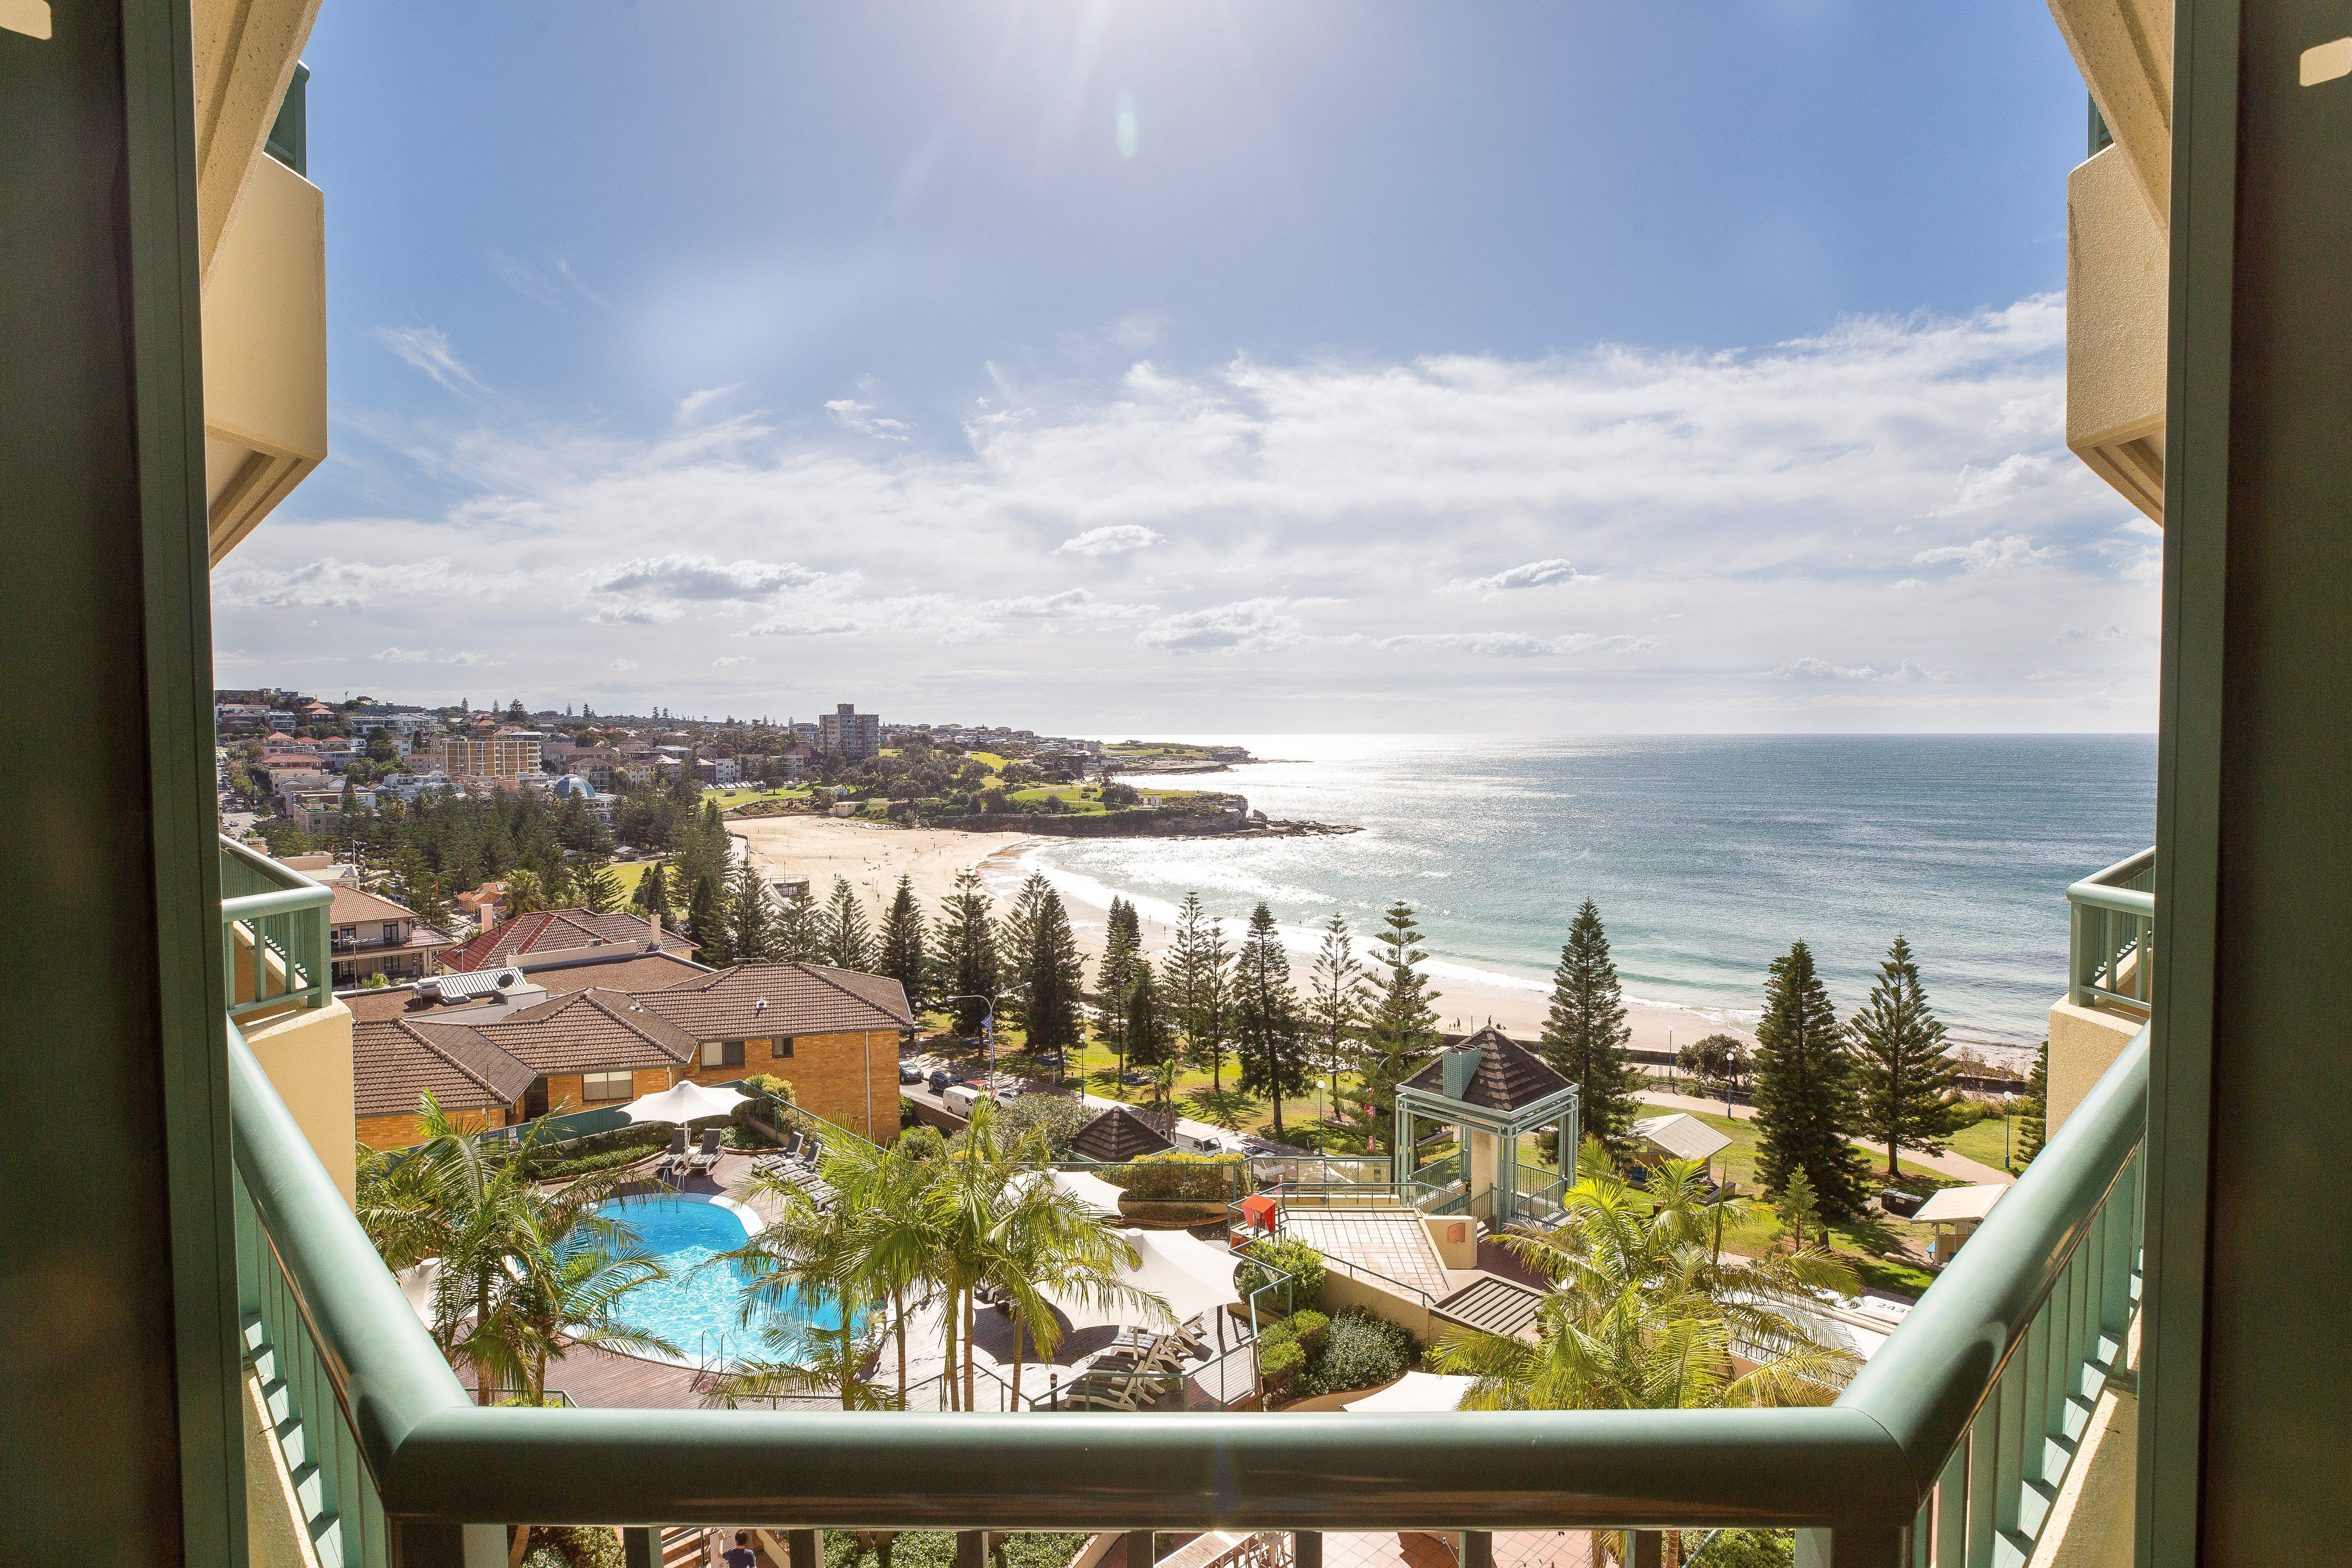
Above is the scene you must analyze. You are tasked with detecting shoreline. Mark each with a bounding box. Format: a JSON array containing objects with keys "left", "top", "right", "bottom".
[{"left": 734, "top": 815, "right": 2039, "bottom": 1074}]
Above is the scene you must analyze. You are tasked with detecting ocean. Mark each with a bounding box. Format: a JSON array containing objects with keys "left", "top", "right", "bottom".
[{"left": 1022, "top": 734, "right": 2157, "bottom": 1049}]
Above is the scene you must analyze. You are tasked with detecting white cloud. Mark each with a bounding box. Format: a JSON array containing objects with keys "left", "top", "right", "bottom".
[
  {"left": 1929, "top": 454, "right": 2060, "bottom": 517},
  {"left": 678, "top": 384, "right": 744, "bottom": 421},
  {"left": 1136, "top": 598, "right": 1312, "bottom": 654},
  {"left": 979, "top": 589, "right": 1156, "bottom": 620},
  {"left": 609, "top": 658, "right": 639, "bottom": 671},
  {"left": 1376, "top": 631, "right": 1654, "bottom": 657},
  {"left": 213, "top": 558, "right": 525, "bottom": 609},
  {"left": 1775, "top": 657, "right": 1946, "bottom": 682},
  {"left": 371, "top": 326, "right": 487, "bottom": 395},
  {"left": 825, "top": 398, "right": 911, "bottom": 440},
  {"left": 370, "top": 647, "right": 430, "bottom": 664},
  {"left": 2057, "top": 625, "right": 2129, "bottom": 642},
  {"left": 1913, "top": 535, "right": 2055, "bottom": 573},
  {"left": 442, "top": 650, "right": 503, "bottom": 667},
  {"left": 1445, "top": 558, "right": 1595, "bottom": 594},
  {"left": 1893, "top": 578, "right": 1925, "bottom": 590},
  {"left": 214, "top": 294, "right": 2157, "bottom": 728},
  {"left": 1056, "top": 524, "right": 1164, "bottom": 557}
]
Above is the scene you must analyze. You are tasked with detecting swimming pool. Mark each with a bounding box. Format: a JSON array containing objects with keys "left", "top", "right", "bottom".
[{"left": 591, "top": 1193, "right": 844, "bottom": 1365}]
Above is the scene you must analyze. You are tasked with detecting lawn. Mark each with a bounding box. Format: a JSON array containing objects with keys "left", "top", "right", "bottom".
[
  {"left": 609, "top": 860, "right": 663, "bottom": 897},
  {"left": 703, "top": 784, "right": 811, "bottom": 809},
  {"left": 1946, "top": 1113, "right": 2028, "bottom": 1175}
]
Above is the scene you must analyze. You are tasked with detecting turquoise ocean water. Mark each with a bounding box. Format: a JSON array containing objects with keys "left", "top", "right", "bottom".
[{"left": 1025, "top": 735, "right": 2157, "bottom": 1048}]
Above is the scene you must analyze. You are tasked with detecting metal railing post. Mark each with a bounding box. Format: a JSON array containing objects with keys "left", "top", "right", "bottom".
[
  {"left": 1125, "top": 1531, "right": 1154, "bottom": 1568},
  {"left": 789, "top": 1529, "right": 820, "bottom": 1568},
  {"left": 1292, "top": 1532, "right": 1321, "bottom": 1568},
  {"left": 623, "top": 1527, "right": 658, "bottom": 1568}
]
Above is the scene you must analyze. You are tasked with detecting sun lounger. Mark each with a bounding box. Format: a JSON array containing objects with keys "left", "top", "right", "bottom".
[
  {"left": 800, "top": 1136, "right": 823, "bottom": 1166},
  {"left": 658, "top": 1127, "right": 690, "bottom": 1177},
  {"left": 780, "top": 1131, "right": 803, "bottom": 1160},
  {"left": 687, "top": 1128, "right": 723, "bottom": 1175},
  {"left": 1060, "top": 1369, "right": 1175, "bottom": 1412}
]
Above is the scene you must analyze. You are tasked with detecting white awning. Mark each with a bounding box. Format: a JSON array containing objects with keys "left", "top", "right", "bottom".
[
  {"left": 1344, "top": 1371, "right": 1475, "bottom": 1413},
  {"left": 619, "top": 1080, "right": 747, "bottom": 1125},
  {"left": 1629, "top": 1112, "right": 1733, "bottom": 1164},
  {"left": 1013, "top": 1168, "right": 1128, "bottom": 1221},
  {"left": 1913, "top": 1184, "right": 2007, "bottom": 1224},
  {"left": 1050, "top": 1227, "right": 1238, "bottom": 1331}
]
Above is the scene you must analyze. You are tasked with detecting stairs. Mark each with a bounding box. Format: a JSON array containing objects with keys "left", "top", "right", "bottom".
[
  {"left": 244, "top": 1311, "right": 346, "bottom": 1568},
  {"left": 663, "top": 1527, "right": 714, "bottom": 1568}
]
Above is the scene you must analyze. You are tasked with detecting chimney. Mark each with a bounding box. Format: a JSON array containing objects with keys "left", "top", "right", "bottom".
[{"left": 647, "top": 910, "right": 663, "bottom": 951}]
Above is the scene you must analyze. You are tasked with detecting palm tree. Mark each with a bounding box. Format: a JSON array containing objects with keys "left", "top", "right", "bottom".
[
  {"left": 1433, "top": 1159, "right": 1862, "bottom": 1412},
  {"left": 699, "top": 1316, "right": 894, "bottom": 1411},
  {"left": 823, "top": 1133, "right": 949, "bottom": 1409},
  {"left": 356, "top": 1093, "right": 663, "bottom": 1404},
  {"left": 1431, "top": 1160, "right": 1861, "bottom": 1567},
  {"left": 983, "top": 1163, "right": 1163, "bottom": 1409}
]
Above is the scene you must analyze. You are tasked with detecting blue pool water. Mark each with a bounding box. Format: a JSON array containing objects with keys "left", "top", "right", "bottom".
[{"left": 592, "top": 1194, "right": 844, "bottom": 1364}]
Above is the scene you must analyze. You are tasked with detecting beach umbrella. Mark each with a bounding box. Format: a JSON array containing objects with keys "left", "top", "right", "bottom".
[{"left": 619, "top": 1080, "right": 748, "bottom": 1125}]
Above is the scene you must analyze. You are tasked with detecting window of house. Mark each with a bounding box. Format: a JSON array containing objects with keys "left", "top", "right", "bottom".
[
  {"left": 334, "top": 925, "right": 357, "bottom": 948},
  {"left": 770, "top": 1037, "right": 794, "bottom": 1057},
  {"left": 702, "top": 1040, "right": 745, "bottom": 1068},
  {"left": 581, "top": 1071, "right": 632, "bottom": 1102},
  {"left": 382, "top": 921, "right": 401, "bottom": 945}
]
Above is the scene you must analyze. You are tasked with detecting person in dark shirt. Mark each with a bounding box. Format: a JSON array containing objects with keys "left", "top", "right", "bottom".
[{"left": 722, "top": 1532, "right": 757, "bottom": 1568}]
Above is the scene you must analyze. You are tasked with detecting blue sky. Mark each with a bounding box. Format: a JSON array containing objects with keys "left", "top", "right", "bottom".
[{"left": 216, "top": 1, "right": 2159, "bottom": 732}]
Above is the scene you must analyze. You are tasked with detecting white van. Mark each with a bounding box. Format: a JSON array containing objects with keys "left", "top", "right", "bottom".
[
  {"left": 941, "top": 1083, "right": 983, "bottom": 1117},
  {"left": 1168, "top": 1118, "right": 1232, "bottom": 1155}
]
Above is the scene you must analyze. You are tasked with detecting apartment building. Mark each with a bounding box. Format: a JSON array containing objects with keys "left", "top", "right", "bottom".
[
  {"left": 817, "top": 702, "right": 882, "bottom": 759},
  {"left": 426, "top": 729, "right": 543, "bottom": 779}
]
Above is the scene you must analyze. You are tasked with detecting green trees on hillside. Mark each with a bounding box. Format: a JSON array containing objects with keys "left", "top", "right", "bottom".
[
  {"left": 822, "top": 877, "right": 873, "bottom": 972},
  {"left": 1306, "top": 915, "right": 1369, "bottom": 1130},
  {"left": 1168, "top": 895, "right": 1233, "bottom": 1093},
  {"left": 935, "top": 869, "right": 1000, "bottom": 1034},
  {"left": 1097, "top": 897, "right": 1143, "bottom": 1072},
  {"left": 879, "top": 875, "right": 927, "bottom": 1011},
  {"left": 1537, "top": 899, "right": 1644, "bottom": 1151},
  {"left": 1021, "top": 886, "right": 1086, "bottom": 1058},
  {"left": 1751, "top": 940, "right": 1871, "bottom": 1220}
]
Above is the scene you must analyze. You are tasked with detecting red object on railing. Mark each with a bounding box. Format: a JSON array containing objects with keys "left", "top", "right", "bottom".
[{"left": 1238, "top": 1192, "right": 1279, "bottom": 1233}]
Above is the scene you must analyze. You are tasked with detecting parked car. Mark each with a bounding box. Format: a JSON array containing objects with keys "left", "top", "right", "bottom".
[
  {"left": 993, "top": 1085, "right": 1023, "bottom": 1104},
  {"left": 1029, "top": 1050, "right": 1064, "bottom": 1067},
  {"left": 925, "top": 1067, "right": 957, "bottom": 1093},
  {"left": 899, "top": 1062, "right": 922, "bottom": 1085},
  {"left": 1120, "top": 1069, "right": 1149, "bottom": 1086},
  {"left": 941, "top": 1083, "right": 983, "bottom": 1116}
]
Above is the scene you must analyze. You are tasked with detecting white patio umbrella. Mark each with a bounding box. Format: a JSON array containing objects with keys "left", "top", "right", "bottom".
[
  {"left": 619, "top": 1080, "right": 748, "bottom": 1125},
  {"left": 1343, "top": 1370, "right": 1474, "bottom": 1413}
]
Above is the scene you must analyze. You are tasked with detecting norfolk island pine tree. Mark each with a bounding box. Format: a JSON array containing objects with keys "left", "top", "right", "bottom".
[
  {"left": 1351, "top": 901, "right": 1443, "bottom": 1153},
  {"left": 1537, "top": 899, "right": 1646, "bottom": 1154},
  {"left": 1235, "top": 902, "right": 1313, "bottom": 1141},
  {"left": 1846, "top": 933, "right": 1962, "bottom": 1177},
  {"left": 1750, "top": 940, "right": 1871, "bottom": 1220}
]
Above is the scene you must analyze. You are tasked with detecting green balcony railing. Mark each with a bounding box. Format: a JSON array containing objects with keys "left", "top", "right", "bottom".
[
  {"left": 221, "top": 835, "right": 332, "bottom": 1016},
  {"left": 229, "top": 1005, "right": 2147, "bottom": 1568},
  {"left": 2068, "top": 847, "right": 2155, "bottom": 1010}
]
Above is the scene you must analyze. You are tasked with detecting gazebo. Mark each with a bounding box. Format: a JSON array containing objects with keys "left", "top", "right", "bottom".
[
  {"left": 1392, "top": 1027, "right": 1580, "bottom": 1225},
  {"left": 1069, "top": 1104, "right": 1174, "bottom": 1164}
]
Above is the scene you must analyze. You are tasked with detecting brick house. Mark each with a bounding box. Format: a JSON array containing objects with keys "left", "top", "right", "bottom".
[
  {"left": 327, "top": 883, "right": 455, "bottom": 989},
  {"left": 437, "top": 907, "right": 696, "bottom": 972},
  {"left": 348, "top": 950, "right": 912, "bottom": 1149}
]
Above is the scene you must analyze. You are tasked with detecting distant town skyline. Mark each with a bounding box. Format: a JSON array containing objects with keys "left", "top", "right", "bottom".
[{"left": 214, "top": 2, "right": 2157, "bottom": 734}]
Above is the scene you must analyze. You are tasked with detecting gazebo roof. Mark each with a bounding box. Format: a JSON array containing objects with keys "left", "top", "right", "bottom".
[
  {"left": 1069, "top": 1104, "right": 1174, "bottom": 1163},
  {"left": 1400, "top": 1026, "right": 1571, "bottom": 1113}
]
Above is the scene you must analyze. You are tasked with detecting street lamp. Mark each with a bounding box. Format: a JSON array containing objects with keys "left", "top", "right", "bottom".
[{"left": 936, "top": 988, "right": 1026, "bottom": 1089}]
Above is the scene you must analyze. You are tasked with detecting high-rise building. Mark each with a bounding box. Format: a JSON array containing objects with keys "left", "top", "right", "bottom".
[
  {"left": 428, "top": 731, "right": 543, "bottom": 779},
  {"left": 817, "top": 702, "right": 881, "bottom": 759}
]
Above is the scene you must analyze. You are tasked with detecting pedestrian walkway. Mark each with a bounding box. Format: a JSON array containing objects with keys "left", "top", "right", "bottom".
[{"left": 1636, "top": 1091, "right": 2015, "bottom": 1185}]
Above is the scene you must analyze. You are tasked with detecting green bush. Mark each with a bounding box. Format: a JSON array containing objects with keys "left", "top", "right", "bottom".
[
  {"left": 1110, "top": 1151, "right": 1249, "bottom": 1203},
  {"left": 1282, "top": 1309, "right": 1329, "bottom": 1357},
  {"left": 896, "top": 1124, "right": 947, "bottom": 1161},
  {"left": 521, "top": 1527, "right": 625, "bottom": 1568},
  {"left": 993, "top": 1094, "right": 1092, "bottom": 1155},
  {"left": 1693, "top": 1530, "right": 1794, "bottom": 1568},
  {"left": 1257, "top": 1332, "right": 1307, "bottom": 1396},
  {"left": 820, "top": 1531, "right": 1085, "bottom": 1568},
  {"left": 1298, "top": 1309, "right": 1418, "bottom": 1398},
  {"left": 1235, "top": 1236, "right": 1327, "bottom": 1314}
]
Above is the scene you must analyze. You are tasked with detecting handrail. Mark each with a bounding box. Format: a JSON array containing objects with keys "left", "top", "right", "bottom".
[
  {"left": 230, "top": 999, "right": 2146, "bottom": 1557},
  {"left": 221, "top": 834, "right": 333, "bottom": 1013},
  {"left": 2068, "top": 846, "right": 2156, "bottom": 1008}
]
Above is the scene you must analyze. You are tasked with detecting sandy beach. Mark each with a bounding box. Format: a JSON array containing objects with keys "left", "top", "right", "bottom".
[{"left": 731, "top": 813, "right": 1741, "bottom": 1056}]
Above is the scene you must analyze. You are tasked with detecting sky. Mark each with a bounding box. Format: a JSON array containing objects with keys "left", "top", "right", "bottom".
[{"left": 212, "top": 0, "right": 2159, "bottom": 734}]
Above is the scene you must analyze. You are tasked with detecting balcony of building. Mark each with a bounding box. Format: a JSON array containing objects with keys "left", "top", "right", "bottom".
[
  {"left": 229, "top": 850, "right": 2151, "bottom": 1568},
  {"left": 223, "top": 833, "right": 356, "bottom": 1204},
  {"left": 2048, "top": 849, "right": 2154, "bottom": 1132}
]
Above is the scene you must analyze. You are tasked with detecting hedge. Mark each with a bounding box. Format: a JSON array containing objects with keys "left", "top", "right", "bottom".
[
  {"left": 1235, "top": 1236, "right": 1326, "bottom": 1314},
  {"left": 1297, "top": 1308, "right": 1419, "bottom": 1398},
  {"left": 1105, "top": 1151, "right": 1249, "bottom": 1202}
]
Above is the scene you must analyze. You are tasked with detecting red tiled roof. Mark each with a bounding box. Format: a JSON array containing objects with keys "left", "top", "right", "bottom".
[
  {"left": 637, "top": 961, "right": 913, "bottom": 1039},
  {"left": 438, "top": 908, "right": 693, "bottom": 971},
  {"left": 353, "top": 1019, "right": 535, "bottom": 1118},
  {"left": 341, "top": 951, "right": 710, "bottom": 1025}
]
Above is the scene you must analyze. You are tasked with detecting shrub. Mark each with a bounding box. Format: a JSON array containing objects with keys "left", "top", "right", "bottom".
[
  {"left": 1282, "top": 1309, "right": 1329, "bottom": 1357},
  {"left": 993, "top": 1094, "right": 1092, "bottom": 1155},
  {"left": 896, "top": 1124, "right": 947, "bottom": 1161},
  {"left": 1298, "top": 1309, "right": 1417, "bottom": 1398},
  {"left": 521, "top": 1527, "right": 625, "bottom": 1568},
  {"left": 1110, "top": 1151, "right": 1249, "bottom": 1203},
  {"left": 1235, "top": 1236, "right": 1327, "bottom": 1314},
  {"left": 1257, "top": 1332, "right": 1307, "bottom": 1396},
  {"left": 1695, "top": 1531, "right": 1794, "bottom": 1568}
]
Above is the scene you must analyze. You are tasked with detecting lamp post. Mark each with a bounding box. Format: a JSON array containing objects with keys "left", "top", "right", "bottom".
[{"left": 937, "top": 989, "right": 1026, "bottom": 1091}]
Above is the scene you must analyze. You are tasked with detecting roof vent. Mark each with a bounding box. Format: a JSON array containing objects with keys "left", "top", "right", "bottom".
[{"left": 754, "top": 999, "right": 767, "bottom": 1013}]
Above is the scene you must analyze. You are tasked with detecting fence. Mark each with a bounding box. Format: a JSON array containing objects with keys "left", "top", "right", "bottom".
[
  {"left": 220, "top": 834, "right": 332, "bottom": 1016},
  {"left": 229, "top": 1002, "right": 2149, "bottom": 1568},
  {"left": 2069, "top": 846, "right": 2156, "bottom": 1009}
]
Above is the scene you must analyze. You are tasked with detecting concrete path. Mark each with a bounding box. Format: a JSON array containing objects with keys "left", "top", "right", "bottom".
[{"left": 1636, "top": 1090, "right": 2016, "bottom": 1186}]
